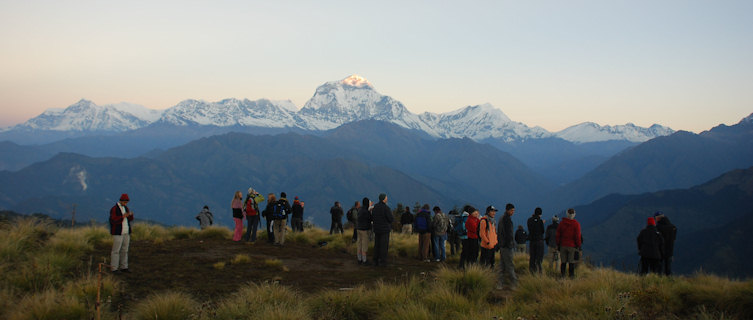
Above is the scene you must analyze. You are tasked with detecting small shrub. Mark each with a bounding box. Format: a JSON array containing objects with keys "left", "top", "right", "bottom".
[
  {"left": 130, "top": 291, "right": 197, "bottom": 320},
  {"left": 308, "top": 288, "right": 376, "bottom": 319},
  {"left": 264, "top": 259, "right": 284, "bottom": 270},
  {"left": 6, "top": 289, "right": 87, "bottom": 320},
  {"left": 213, "top": 283, "right": 300, "bottom": 319},
  {"left": 131, "top": 223, "right": 172, "bottom": 243},
  {"left": 378, "top": 301, "right": 431, "bottom": 320},
  {"left": 434, "top": 265, "right": 495, "bottom": 302},
  {"left": 63, "top": 274, "right": 119, "bottom": 307},
  {"left": 169, "top": 226, "right": 197, "bottom": 240},
  {"left": 80, "top": 225, "right": 111, "bottom": 246},
  {"left": 47, "top": 228, "right": 93, "bottom": 255},
  {"left": 231, "top": 254, "right": 251, "bottom": 264},
  {"left": 213, "top": 262, "right": 226, "bottom": 270},
  {"left": 196, "top": 226, "right": 232, "bottom": 240}
]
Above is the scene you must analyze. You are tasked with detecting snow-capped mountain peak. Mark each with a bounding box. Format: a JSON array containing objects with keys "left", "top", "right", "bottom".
[
  {"left": 419, "top": 103, "right": 549, "bottom": 141},
  {"left": 740, "top": 112, "right": 753, "bottom": 124},
  {"left": 556, "top": 122, "right": 675, "bottom": 143},
  {"left": 14, "top": 99, "right": 159, "bottom": 132}
]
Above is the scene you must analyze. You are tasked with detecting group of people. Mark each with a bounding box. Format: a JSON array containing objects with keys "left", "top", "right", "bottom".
[
  {"left": 637, "top": 211, "right": 677, "bottom": 275},
  {"left": 229, "top": 188, "right": 305, "bottom": 246}
]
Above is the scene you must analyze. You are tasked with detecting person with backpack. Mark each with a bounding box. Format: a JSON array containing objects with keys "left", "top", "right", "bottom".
[
  {"left": 448, "top": 210, "right": 461, "bottom": 256},
  {"left": 272, "top": 192, "right": 291, "bottom": 246},
  {"left": 243, "top": 188, "right": 264, "bottom": 242},
  {"left": 654, "top": 211, "right": 677, "bottom": 276},
  {"left": 330, "top": 201, "right": 344, "bottom": 235},
  {"left": 527, "top": 207, "right": 546, "bottom": 274},
  {"left": 262, "top": 193, "right": 276, "bottom": 243},
  {"left": 431, "top": 206, "right": 449, "bottom": 262},
  {"left": 514, "top": 225, "right": 528, "bottom": 253},
  {"left": 497, "top": 203, "right": 517, "bottom": 289},
  {"left": 400, "top": 206, "right": 414, "bottom": 234},
  {"left": 347, "top": 201, "right": 360, "bottom": 242},
  {"left": 372, "top": 193, "right": 393, "bottom": 267},
  {"left": 231, "top": 191, "right": 244, "bottom": 242},
  {"left": 637, "top": 217, "right": 665, "bottom": 275},
  {"left": 479, "top": 206, "right": 499, "bottom": 268},
  {"left": 195, "top": 205, "right": 213, "bottom": 230},
  {"left": 415, "top": 204, "right": 433, "bottom": 261},
  {"left": 291, "top": 196, "right": 304, "bottom": 232},
  {"left": 544, "top": 215, "right": 560, "bottom": 272},
  {"left": 109, "top": 193, "right": 134, "bottom": 273},
  {"left": 458, "top": 207, "right": 480, "bottom": 269},
  {"left": 356, "top": 197, "right": 372, "bottom": 265},
  {"left": 556, "top": 208, "right": 582, "bottom": 278},
  {"left": 454, "top": 208, "right": 470, "bottom": 264}
]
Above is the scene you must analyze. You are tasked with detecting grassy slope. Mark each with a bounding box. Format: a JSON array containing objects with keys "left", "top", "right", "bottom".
[{"left": 1, "top": 217, "right": 752, "bottom": 320}]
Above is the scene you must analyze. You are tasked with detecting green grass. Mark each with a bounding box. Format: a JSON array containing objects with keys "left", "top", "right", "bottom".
[
  {"left": 6, "top": 289, "right": 88, "bottom": 320},
  {"left": 130, "top": 291, "right": 198, "bottom": 320},
  {"left": 231, "top": 254, "right": 251, "bottom": 264},
  {"left": 212, "top": 283, "right": 301, "bottom": 320}
]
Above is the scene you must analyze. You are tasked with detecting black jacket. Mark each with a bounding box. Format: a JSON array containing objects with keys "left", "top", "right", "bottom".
[
  {"left": 515, "top": 229, "right": 528, "bottom": 244},
  {"left": 545, "top": 222, "right": 559, "bottom": 248},
  {"left": 371, "top": 202, "right": 393, "bottom": 234},
  {"left": 498, "top": 214, "right": 515, "bottom": 249},
  {"left": 637, "top": 225, "right": 664, "bottom": 260},
  {"left": 291, "top": 203, "right": 304, "bottom": 219},
  {"left": 330, "top": 206, "right": 344, "bottom": 222},
  {"left": 656, "top": 217, "right": 677, "bottom": 257},
  {"left": 527, "top": 215, "right": 545, "bottom": 242},
  {"left": 356, "top": 207, "right": 372, "bottom": 230},
  {"left": 400, "top": 211, "right": 414, "bottom": 225}
]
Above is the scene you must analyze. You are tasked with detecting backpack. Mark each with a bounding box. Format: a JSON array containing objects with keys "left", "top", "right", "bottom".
[
  {"left": 454, "top": 214, "right": 468, "bottom": 237},
  {"left": 347, "top": 208, "right": 357, "bottom": 222},
  {"left": 272, "top": 200, "right": 287, "bottom": 220},
  {"left": 245, "top": 197, "right": 257, "bottom": 216},
  {"left": 432, "top": 213, "right": 448, "bottom": 234},
  {"left": 415, "top": 214, "right": 429, "bottom": 232}
]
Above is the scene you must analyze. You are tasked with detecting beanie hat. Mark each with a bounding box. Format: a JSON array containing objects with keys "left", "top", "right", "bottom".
[
  {"left": 552, "top": 215, "right": 559, "bottom": 222},
  {"left": 653, "top": 211, "right": 664, "bottom": 218},
  {"left": 534, "top": 207, "right": 542, "bottom": 216},
  {"left": 505, "top": 203, "right": 515, "bottom": 211},
  {"left": 378, "top": 193, "right": 387, "bottom": 202},
  {"left": 281, "top": 192, "right": 287, "bottom": 198},
  {"left": 119, "top": 193, "right": 130, "bottom": 201},
  {"left": 486, "top": 205, "right": 498, "bottom": 214},
  {"left": 295, "top": 196, "right": 299, "bottom": 200},
  {"left": 647, "top": 217, "right": 656, "bottom": 226}
]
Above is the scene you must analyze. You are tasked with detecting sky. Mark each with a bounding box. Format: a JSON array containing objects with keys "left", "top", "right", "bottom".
[{"left": 1, "top": 0, "right": 751, "bottom": 132}]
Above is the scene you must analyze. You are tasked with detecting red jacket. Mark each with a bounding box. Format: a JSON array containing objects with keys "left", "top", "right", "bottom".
[
  {"left": 109, "top": 204, "right": 134, "bottom": 235},
  {"left": 556, "top": 217, "right": 581, "bottom": 248},
  {"left": 466, "top": 215, "right": 480, "bottom": 239}
]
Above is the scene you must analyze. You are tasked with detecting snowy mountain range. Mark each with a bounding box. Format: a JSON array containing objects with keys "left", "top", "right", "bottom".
[{"left": 1, "top": 75, "right": 674, "bottom": 143}]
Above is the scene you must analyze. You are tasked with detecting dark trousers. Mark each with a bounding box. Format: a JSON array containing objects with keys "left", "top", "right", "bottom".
[
  {"left": 243, "top": 215, "right": 259, "bottom": 241},
  {"left": 265, "top": 217, "right": 274, "bottom": 243},
  {"left": 663, "top": 257, "right": 673, "bottom": 276},
  {"left": 529, "top": 240, "right": 545, "bottom": 274},
  {"left": 373, "top": 232, "right": 390, "bottom": 266},
  {"left": 479, "top": 247, "right": 496, "bottom": 267},
  {"left": 458, "top": 238, "right": 479, "bottom": 268},
  {"left": 449, "top": 234, "right": 461, "bottom": 256},
  {"left": 640, "top": 258, "right": 662, "bottom": 275},
  {"left": 330, "top": 221, "right": 343, "bottom": 234},
  {"left": 351, "top": 224, "right": 358, "bottom": 242},
  {"left": 291, "top": 217, "right": 303, "bottom": 232}
]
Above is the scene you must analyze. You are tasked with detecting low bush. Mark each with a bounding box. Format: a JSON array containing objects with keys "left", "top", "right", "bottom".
[
  {"left": 130, "top": 291, "right": 198, "bottom": 320},
  {"left": 231, "top": 254, "right": 251, "bottom": 264},
  {"left": 6, "top": 289, "right": 87, "bottom": 320},
  {"left": 212, "top": 283, "right": 300, "bottom": 319},
  {"left": 434, "top": 265, "right": 495, "bottom": 302},
  {"left": 196, "top": 226, "right": 232, "bottom": 240}
]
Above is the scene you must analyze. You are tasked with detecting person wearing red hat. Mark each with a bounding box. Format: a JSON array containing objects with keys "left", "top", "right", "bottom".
[
  {"left": 110, "top": 193, "right": 134, "bottom": 273},
  {"left": 637, "top": 217, "right": 664, "bottom": 275}
]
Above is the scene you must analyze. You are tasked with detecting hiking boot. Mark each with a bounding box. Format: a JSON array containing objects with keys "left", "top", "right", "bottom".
[{"left": 120, "top": 269, "right": 131, "bottom": 273}]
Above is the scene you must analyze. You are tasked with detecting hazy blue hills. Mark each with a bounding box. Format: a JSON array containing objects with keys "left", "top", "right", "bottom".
[
  {"left": 548, "top": 118, "right": 753, "bottom": 210},
  {"left": 579, "top": 166, "right": 753, "bottom": 277}
]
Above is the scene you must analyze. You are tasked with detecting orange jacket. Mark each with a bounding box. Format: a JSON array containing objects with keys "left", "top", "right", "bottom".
[{"left": 479, "top": 216, "right": 498, "bottom": 249}]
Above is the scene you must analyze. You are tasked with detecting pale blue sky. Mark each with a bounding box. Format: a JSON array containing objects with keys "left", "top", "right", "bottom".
[{"left": 1, "top": 0, "right": 751, "bottom": 132}]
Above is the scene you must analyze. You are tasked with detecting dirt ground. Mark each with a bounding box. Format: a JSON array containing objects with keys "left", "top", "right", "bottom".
[{"left": 88, "top": 236, "right": 450, "bottom": 308}]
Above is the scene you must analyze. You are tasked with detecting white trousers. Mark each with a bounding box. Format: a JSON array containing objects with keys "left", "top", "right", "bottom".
[{"left": 111, "top": 234, "right": 130, "bottom": 271}]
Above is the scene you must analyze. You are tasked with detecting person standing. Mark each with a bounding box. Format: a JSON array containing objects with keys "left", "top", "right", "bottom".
[
  {"left": 347, "top": 201, "right": 360, "bottom": 242},
  {"left": 637, "top": 217, "right": 664, "bottom": 275},
  {"left": 654, "top": 212, "right": 677, "bottom": 276},
  {"left": 497, "top": 203, "right": 517, "bottom": 289},
  {"left": 110, "top": 193, "right": 134, "bottom": 273},
  {"left": 371, "top": 193, "right": 393, "bottom": 266},
  {"left": 231, "top": 191, "right": 244, "bottom": 242},
  {"left": 447, "top": 210, "right": 461, "bottom": 256},
  {"left": 400, "top": 206, "right": 414, "bottom": 234},
  {"left": 556, "top": 208, "right": 582, "bottom": 278},
  {"left": 527, "top": 207, "right": 546, "bottom": 274},
  {"left": 356, "top": 197, "right": 372, "bottom": 265},
  {"left": 243, "top": 188, "right": 264, "bottom": 242},
  {"left": 263, "top": 193, "right": 276, "bottom": 243},
  {"left": 479, "top": 206, "right": 498, "bottom": 268},
  {"left": 544, "top": 215, "right": 561, "bottom": 272},
  {"left": 291, "top": 196, "right": 304, "bottom": 232},
  {"left": 431, "top": 206, "right": 449, "bottom": 262},
  {"left": 330, "top": 201, "right": 344, "bottom": 235},
  {"left": 459, "top": 207, "right": 481, "bottom": 269},
  {"left": 515, "top": 225, "right": 528, "bottom": 253},
  {"left": 195, "top": 205, "right": 213, "bottom": 230},
  {"left": 415, "top": 204, "right": 433, "bottom": 261},
  {"left": 273, "top": 192, "right": 291, "bottom": 246}
]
